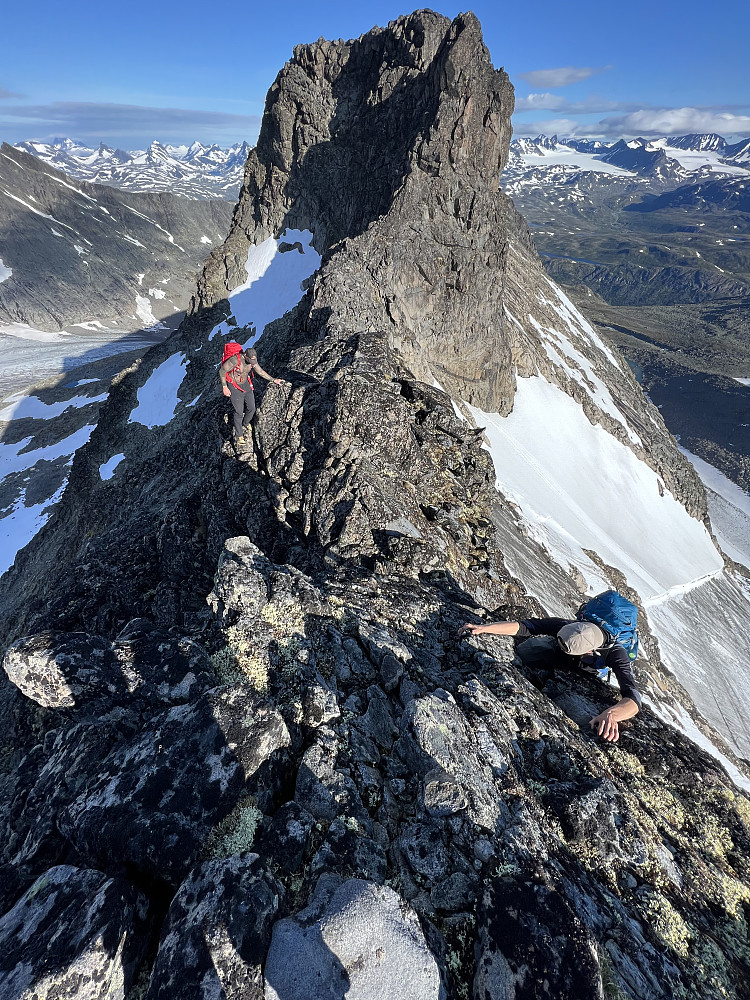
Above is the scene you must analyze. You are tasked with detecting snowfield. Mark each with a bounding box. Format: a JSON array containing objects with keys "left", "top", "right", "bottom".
[
  {"left": 680, "top": 447, "right": 750, "bottom": 571},
  {"left": 468, "top": 376, "right": 723, "bottom": 601},
  {"left": 516, "top": 145, "right": 635, "bottom": 176},
  {"left": 648, "top": 572, "right": 750, "bottom": 766},
  {"left": 466, "top": 370, "right": 750, "bottom": 780},
  {"left": 652, "top": 139, "right": 749, "bottom": 175},
  {"left": 0, "top": 423, "right": 97, "bottom": 479}
]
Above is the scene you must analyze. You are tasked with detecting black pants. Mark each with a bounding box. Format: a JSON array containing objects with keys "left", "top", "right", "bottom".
[{"left": 229, "top": 383, "right": 256, "bottom": 438}]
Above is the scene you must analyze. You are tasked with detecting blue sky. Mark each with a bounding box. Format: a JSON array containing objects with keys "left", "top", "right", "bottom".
[{"left": 1, "top": 0, "right": 749, "bottom": 148}]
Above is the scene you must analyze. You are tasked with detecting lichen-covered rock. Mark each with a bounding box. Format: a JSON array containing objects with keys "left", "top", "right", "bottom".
[
  {"left": 2, "top": 632, "right": 114, "bottom": 709},
  {"left": 0, "top": 865, "right": 147, "bottom": 1000},
  {"left": 258, "top": 801, "right": 314, "bottom": 873},
  {"left": 310, "top": 819, "right": 387, "bottom": 884},
  {"left": 263, "top": 877, "right": 446, "bottom": 1000},
  {"left": 5, "top": 721, "right": 123, "bottom": 875},
  {"left": 145, "top": 854, "right": 283, "bottom": 1000},
  {"left": 208, "top": 537, "right": 272, "bottom": 627},
  {"left": 295, "top": 728, "right": 369, "bottom": 828},
  {"left": 2, "top": 626, "right": 217, "bottom": 714},
  {"left": 58, "top": 685, "right": 290, "bottom": 883},
  {"left": 301, "top": 673, "right": 340, "bottom": 728},
  {"left": 110, "top": 623, "right": 218, "bottom": 707},
  {"left": 398, "top": 690, "right": 509, "bottom": 831}
]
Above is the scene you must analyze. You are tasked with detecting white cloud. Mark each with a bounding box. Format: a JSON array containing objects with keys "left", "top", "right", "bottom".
[
  {"left": 514, "top": 107, "right": 750, "bottom": 140},
  {"left": 0, "top": 100, "right": 260, "bottom": 147},
  {"left": 513, "top": 118, "right": 584, "bottom": 137},
  {"left": 514, "top": 93, "right": 639, "bottom": 113},
  {"left": 0, "top": 86, "right": 24, "bottom": 99},
  {"left": 605, "top": 107, "right": 750, "bottom": 137},
  {"left": 517, "top": 66, "right": 609, "bottom": 88},
  {"left": 515, "top": 93, "right": 569, "bottom": 112}
]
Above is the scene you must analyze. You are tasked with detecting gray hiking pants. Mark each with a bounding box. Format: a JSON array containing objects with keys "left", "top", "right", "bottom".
[{"left": 229, "top": 382, "right": 256, "bottom": 439}]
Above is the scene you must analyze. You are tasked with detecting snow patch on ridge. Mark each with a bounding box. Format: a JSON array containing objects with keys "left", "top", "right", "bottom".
[
  {"left": 209, "top": 230, "right": 321, "bottom": 345},
  {"left": 0, "top": 258, "right": 11, "bottom": 283},
  {"left": 128, "top": 353, "right": 187, "bottom": 428},
  {"left": 0, "top": 423, "right": 97, "bottom": 478},
  {"left": 135, "top": 295, "right": 164, "bottom": 330},
  {"left": 99, "top": 454, "right": 125, "bottom": 481},
  {"left": 0, "top": 482, "right": 67, "bottom": 576},
  {"left": 0, "top": 423, "right": 97, "bottom": 575},
  {"left": 0, "top": 392, "right": 108, "bottom": 422}
]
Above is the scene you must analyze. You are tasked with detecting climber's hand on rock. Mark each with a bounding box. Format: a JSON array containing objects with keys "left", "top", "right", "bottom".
[
  {"left": 457, "top": 623, "right": 484, "bottom": 637},
  {"left": 590, "top": 710, "right": 620, "bottom": 742}
]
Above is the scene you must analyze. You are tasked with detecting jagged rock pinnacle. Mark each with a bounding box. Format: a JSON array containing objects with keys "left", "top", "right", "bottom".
[{"left": 196, "top": 10, "right": 516, "bottom": 412}]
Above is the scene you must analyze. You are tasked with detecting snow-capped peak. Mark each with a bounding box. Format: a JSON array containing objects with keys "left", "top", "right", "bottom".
[{"left": 13, "top": 136, "right": 253, "bottom": 200}]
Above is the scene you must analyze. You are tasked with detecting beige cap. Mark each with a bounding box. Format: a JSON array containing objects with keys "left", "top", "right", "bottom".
[{"left": 557, "top": 621, "right": 605, "bottom": 656}]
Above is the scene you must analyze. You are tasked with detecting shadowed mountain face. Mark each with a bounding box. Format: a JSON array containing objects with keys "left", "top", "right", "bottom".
[
  {"left": 0, "top": 144, "right": 233, "bottom": 332},
  {"left": 1, "top": 13, "right": 750, "bottom": 1000}
]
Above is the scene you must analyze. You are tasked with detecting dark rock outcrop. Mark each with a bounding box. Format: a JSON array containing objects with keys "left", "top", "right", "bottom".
[
  {"left": 145, "top": 854, "right": 283, "bottom": 1000},
  {"left": 56, "top": 685, "right": 290, "bottom": 884},
  {"left": 0, "top": 865, "right": 147, "bottom": 1000}
]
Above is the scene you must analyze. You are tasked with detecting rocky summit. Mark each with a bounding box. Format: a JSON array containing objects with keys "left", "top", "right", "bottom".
[{"left": 1, "top": 11, "right": 750, "bottom": 1000}]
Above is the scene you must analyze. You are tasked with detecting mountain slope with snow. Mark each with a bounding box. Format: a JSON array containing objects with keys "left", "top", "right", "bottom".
[
  {"left": 505, "top": 130, "right": 750, "bottom": 508},
  {"left": 0, "top": 143, "right": 233, "bottom": 343}
]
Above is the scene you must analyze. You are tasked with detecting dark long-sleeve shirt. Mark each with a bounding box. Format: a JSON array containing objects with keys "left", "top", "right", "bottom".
[{"left": 518, "top": 616, "right": 643, "bottom": 709}]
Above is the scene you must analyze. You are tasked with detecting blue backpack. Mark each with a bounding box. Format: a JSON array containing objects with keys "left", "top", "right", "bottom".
[{"left": 577, "top": 591, "right": 639, "bottom": 663}]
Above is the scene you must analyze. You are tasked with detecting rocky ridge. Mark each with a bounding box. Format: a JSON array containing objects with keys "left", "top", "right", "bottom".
[{"left": 1, "top": 11, "right": 750, "bottom": 1000}]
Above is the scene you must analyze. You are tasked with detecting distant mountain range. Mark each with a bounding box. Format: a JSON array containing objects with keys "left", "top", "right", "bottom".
[
  {"left": 13, "top": 138, "right": 251, "bottom": 200},
  {"left": 16, "top": 134, "right": 747, "bottom": 207},
  {"left": 504, "top": 131, "right": 750, "bottom": 304},
  {"left": 511, "top": 132, "right": 750, "bottom": 170}
]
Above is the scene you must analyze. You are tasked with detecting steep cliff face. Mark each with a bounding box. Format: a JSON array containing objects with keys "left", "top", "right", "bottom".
[{"left": 1, "top": 12, "right": 750, "bottom": 1000}]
